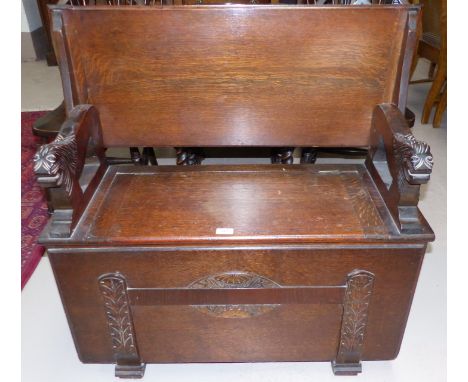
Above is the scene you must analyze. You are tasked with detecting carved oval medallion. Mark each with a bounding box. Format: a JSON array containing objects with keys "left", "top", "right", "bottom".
[{"left": 188, "top": 271, "right": 281, "bottom": 319}]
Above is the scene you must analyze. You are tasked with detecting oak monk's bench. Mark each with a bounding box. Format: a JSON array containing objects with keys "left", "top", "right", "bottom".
[{"left": 34, "top": 3, "right": 434, "bottom": 379}]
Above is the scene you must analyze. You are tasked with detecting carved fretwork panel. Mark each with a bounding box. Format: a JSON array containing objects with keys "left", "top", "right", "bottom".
[
  {"left": 98, "top": 273, "right": 146, "bottom": 379},
  {"left": 332, "top": 270, "right": 375, "bottom": 376},
  {"left": 188, "top": 271, "right": 281, "bottom": 318}
]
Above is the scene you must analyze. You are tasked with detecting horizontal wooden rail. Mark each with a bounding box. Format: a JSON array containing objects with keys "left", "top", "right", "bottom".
[{"left": 128, "top": 286, "right": 346, "bottom": 306}]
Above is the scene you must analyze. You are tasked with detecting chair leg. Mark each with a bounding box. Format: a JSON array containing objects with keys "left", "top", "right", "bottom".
[
  {"left": 176, "top": 148, "right": 204, "bottom": 165},
  {"left": 409, "top": 56, "right": 419, "bottom": 83},
  {"left": 141, "top": 147, "right": 158, "bottom": 165},
  {"left": 421, "top": 65, "right": 446, "bottom": 124},
  {"left": 332, "top": 270, "right": 375, "bottom": 376},
  {"left": 428, "top": 62, "right": 437, "bottom": 80},
  {"left": 300, "top": 148, "right": 318, "bottom": 164},
  {"left": 98, "top": 273, "right": 146, "bottom": 379},
  {"left": 271, "top": 148, "right": 294, "bottom": 164},
  {"left": 433, "top": 85, "right": 447, "bottom": 128}
]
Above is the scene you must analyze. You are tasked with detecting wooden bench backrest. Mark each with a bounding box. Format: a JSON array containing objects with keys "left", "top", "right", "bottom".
[{"left": 51, "top": 5, "right": 418, "bottom": 148}]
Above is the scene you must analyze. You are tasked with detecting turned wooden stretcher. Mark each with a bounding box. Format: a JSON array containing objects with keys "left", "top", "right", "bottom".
[{"left": 34, "top": 3, "right": 433, "bottom": 378}]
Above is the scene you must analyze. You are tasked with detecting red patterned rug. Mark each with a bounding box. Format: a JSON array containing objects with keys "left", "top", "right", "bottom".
[{"left": 21, "top": 111, "right": 49, "bottom": 289}]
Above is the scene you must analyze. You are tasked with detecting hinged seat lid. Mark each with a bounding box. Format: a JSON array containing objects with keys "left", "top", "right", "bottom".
[{"left": 41, "top": 164, "right": 433, "bottom": 246}]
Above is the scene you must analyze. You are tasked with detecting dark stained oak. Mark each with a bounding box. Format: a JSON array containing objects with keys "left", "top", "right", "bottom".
[
  {"left": 53, "top": 5, "right": 411, "bottom": 147},
  {"left": 48, "top": 245, "right": 427, "bottom": 364},
  {"left": 85, "top": 165, "right": 388, "bottom": 244},
  {"left": 34, "top": 3, "right": 434, "bottom": 379}
]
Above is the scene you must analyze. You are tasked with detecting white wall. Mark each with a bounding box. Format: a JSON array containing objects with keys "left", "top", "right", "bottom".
[
  {"left": 21, "top": 2, "right": 29, "bottom": 32},
  {"left": 21, "top": 0, "right": 43, "bottom": 33}
]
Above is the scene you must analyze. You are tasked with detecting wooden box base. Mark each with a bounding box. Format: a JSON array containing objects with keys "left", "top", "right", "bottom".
[{"left": 48, "top": 244, "right": 426, "bottom": 378}]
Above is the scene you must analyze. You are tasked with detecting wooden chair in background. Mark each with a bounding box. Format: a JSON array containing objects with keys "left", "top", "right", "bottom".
[{"left": 409, "top": 0, "right": 447, "bottom": 128}]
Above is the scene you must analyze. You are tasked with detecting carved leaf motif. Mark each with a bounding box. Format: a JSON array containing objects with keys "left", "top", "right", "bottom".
[
  {"left": 99, "top": 275, "right": 138, "bottom": 358},
  {"left": 188, "top": 271, "right": 281, "bottom": 318},
  {"left": 336, "top": 271, "right": 374, "bottom": 365}
]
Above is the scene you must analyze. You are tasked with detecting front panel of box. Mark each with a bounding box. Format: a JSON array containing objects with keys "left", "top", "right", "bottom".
[{"left": 48, "top": 245, "right": 425, "bottom": 364}]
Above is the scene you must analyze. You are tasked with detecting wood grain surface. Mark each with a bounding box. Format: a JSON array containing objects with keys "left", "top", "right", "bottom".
[
  {"left": 53, "top": 5, "right": 411, "bottom": 147},
  {"left": 39, "top": 4, "right": 435, "bottom": 376},
  {"left": 86, "top": 165, "right": 387, "bottom": 243},
  {"left": 48, "top": 244, "right": 426, "bottom": 363}
]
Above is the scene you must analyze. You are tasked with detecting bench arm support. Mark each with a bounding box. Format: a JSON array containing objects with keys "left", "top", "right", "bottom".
[
  {"left": 34, "top": 105, "right": 106, "bottom": 237},
  {"left": 366, "top": 103, "right": 433, "bottom": 233}
]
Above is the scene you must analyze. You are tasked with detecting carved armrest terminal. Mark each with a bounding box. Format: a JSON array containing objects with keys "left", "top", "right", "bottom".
[
  {"left": 366, "top": 103, "right": 433, "bottom": 232},
  {"left": 34, "top": 104, "right": 107, "bottom": 238},
  {"left": 393, "top": 132, "right": 433, "bottom": 185}
]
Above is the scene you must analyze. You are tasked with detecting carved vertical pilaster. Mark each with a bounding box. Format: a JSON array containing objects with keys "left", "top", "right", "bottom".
[
  {"left": 332, "top": 270, "right": 375, "bottom": 376},
  {"left": 98, "top": 273, "right": 145, "bottom": 379}
]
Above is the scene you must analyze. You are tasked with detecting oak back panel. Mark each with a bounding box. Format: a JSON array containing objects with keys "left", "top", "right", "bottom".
[{"left": 52, "top": 5, "right": 416, "bottom": 147}]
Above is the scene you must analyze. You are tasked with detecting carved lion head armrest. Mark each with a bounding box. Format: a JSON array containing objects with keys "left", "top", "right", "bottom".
[
  {"left": 393, "top": 132, "right": 433, "bottom": 185},
  {"left": 33, "top": 104, "right": 106, "bottom": 238},
  {"left": 34, "top": 122, "right": 77, "bottom": 194},
  {"left": 365, "top": 103, "right": 434, "bottom": 234}
]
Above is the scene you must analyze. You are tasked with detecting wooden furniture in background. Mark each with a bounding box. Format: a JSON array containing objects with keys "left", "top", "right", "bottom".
[
  {"left": 409, "top": 0, "right": 447, "bottom": 128},
  {"left": 34, "top": 5, "right": 433, "bottom": 378}
]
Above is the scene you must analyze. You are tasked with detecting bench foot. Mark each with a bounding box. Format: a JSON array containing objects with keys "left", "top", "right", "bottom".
[
  {"left": 331, "top": 361, "right": 362, "bottom": 376},
  {"left": 115, "top": 363, "right": 146, "bottom": 379}
]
